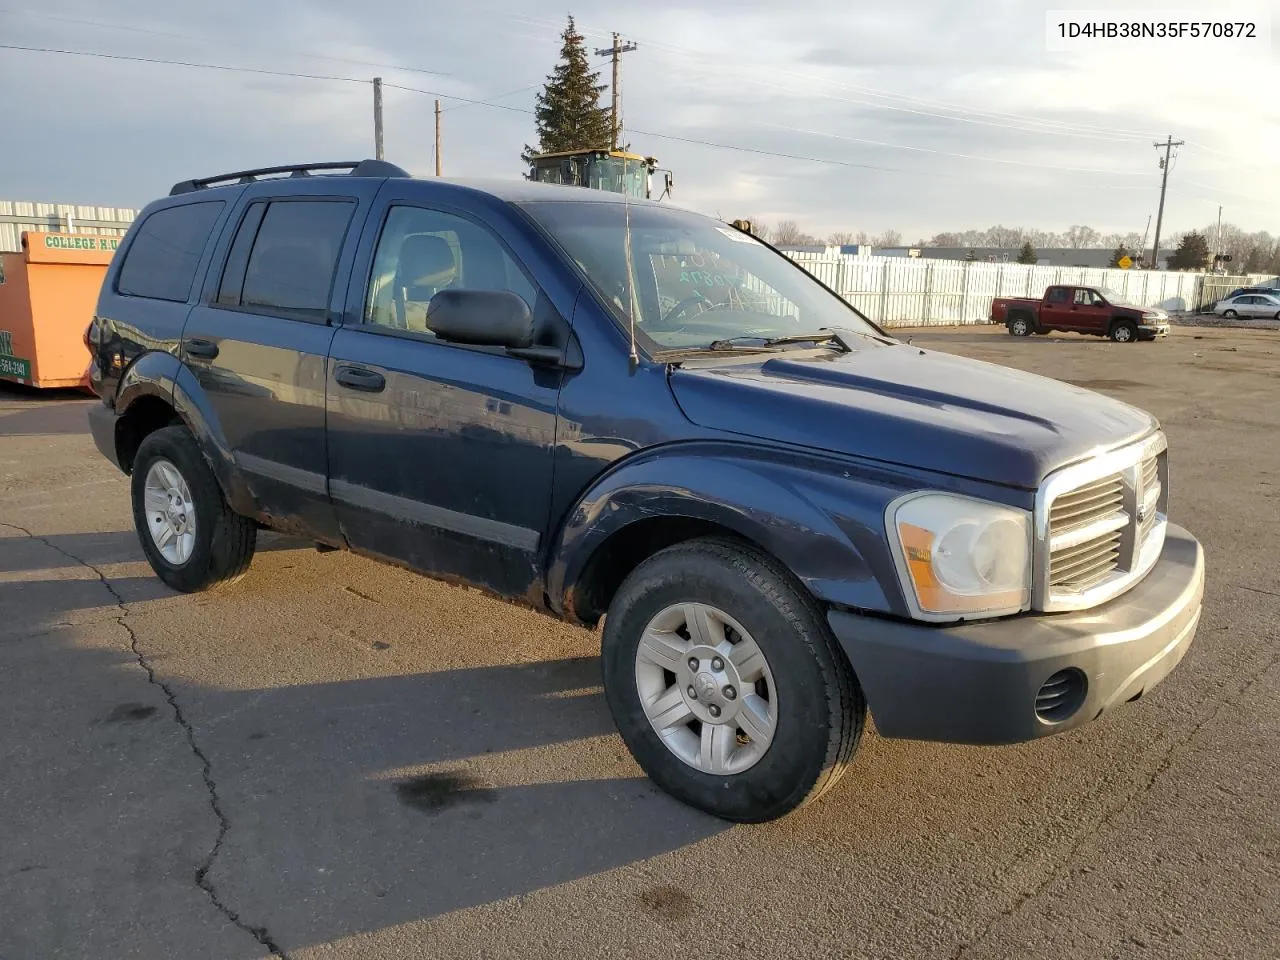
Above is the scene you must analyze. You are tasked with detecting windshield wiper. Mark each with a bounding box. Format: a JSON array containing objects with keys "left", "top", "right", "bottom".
[{"left": 707, "top": 330, "right": 846, "bottom": 351}]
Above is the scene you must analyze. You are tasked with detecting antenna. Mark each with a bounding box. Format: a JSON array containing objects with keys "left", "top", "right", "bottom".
[{"left": 623, "top": 191, "right": 639, "bottom": 370}]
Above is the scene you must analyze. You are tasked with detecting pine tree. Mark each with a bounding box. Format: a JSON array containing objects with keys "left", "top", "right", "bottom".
[
  {"left": 1109, "top": 244, "right": 1130, "bottom": 267},
  {"left": 1016, "top": 241, "right": 1037, "bottom": 264},
  {"left": 521, "top": 16, "right": 613, "bottom": 166},
  {"left": 1168, "top": 231, "right": 1210, "bottom": 271}
]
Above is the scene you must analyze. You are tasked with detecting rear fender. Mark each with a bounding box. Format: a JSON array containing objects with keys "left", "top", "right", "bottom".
[
  {"left": 547, "top": 445, "right": 918, "bottom": 619},
  {"left": 171, "top": 364, "right": 256, "bottom": 515},
  {"left": 114, "top": 352, "right": 253, "bottom": 516}
]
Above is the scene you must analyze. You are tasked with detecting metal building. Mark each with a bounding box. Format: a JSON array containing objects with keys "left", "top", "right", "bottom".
[{"left": 1, "top": 200, "right": 137, "bottom": 254}]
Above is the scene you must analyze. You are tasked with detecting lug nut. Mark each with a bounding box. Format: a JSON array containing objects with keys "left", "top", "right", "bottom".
[
  {"left": 688, "top": 657, "right": 699, "bottom": 671},
  {"left": 708, "top": 704, "right": 721, "bottom": 718},
  {"left": 687, "top": 685, "right": 697, "bottom": 700},
  {"left": 711, "top": 657, "right": 724, "bottom": 671},
  {"left": 724, "top": 685, "right": 737, "bottom": 700}
]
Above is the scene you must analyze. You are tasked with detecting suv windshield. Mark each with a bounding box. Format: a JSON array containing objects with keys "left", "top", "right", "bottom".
[{"left": 517, "top": 200, "right": 878, "bottom": 353}]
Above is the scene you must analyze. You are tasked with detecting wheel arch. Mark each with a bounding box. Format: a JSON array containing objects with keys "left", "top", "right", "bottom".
[
  {"left": 112, "top": 353, "right": 254, "bottom": 515},
  {"left": 547, "top": 447, "right": 902, "bottom": 627}
]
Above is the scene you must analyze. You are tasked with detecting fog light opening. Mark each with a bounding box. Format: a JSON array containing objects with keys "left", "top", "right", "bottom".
[{"left": 1035, "top": 668, "right": 1088, "bottom": 724}]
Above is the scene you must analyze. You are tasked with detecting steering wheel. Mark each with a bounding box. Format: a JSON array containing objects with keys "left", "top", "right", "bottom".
[{"left": 659, "top": 291, "right": 712, "bottom": 327}]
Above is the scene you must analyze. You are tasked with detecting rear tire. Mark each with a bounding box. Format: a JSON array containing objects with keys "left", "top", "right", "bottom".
[
  {"left": 601, "top": 537, "right": 865, "bottom": 823},
  {"left": 1110, "top": 320, "right": 1137, "bottom": 343},
  {"left": 1008, "top": 316, "right": 1033, "bottom": 337},
  {"left": 131, "top": 425, "right": 257, "bottom": 592}
]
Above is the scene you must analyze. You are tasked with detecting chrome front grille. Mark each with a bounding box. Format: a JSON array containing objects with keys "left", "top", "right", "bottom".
[
  {"left": 1138, "top": 454, "right": 1161, "bottom": 543},
  {"left": 1047, "top": 475, "right": 1126, "bottom": 591},
  {"left": 1037, "top": 434, "right": 1169, "bottom": 612}
]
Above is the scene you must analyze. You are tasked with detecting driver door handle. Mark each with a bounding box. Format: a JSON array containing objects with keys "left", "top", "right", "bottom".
[
  {"left": 183, "top": 337, "right": 220, "bottom": 360},
  {"left": 334, "top": 364, "right": 386, "bottom": 393}
]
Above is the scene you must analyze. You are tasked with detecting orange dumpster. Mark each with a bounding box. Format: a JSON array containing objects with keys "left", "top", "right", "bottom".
[{"left": 0, "top": 230, "right": 120, "bottom": 389}]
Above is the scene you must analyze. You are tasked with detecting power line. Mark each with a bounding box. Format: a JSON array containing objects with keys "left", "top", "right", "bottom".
[
  {"left": 755, "top": 121, "right": 1153, "bottom": 177},
  {"left": 0, "top": 7, "right": 452, "bottom": 77},
  {"left": 0, "top": 42, "right": 371, "bottom": 84},
  {"left": 0, "top": 42, "right": 1216, "bottom": 195},
  {"left": 441, "top": 82, "right": 540, "bottom": 112},
  {"left": 503, "top": 12, "right": 1160, "bottom": 143}
]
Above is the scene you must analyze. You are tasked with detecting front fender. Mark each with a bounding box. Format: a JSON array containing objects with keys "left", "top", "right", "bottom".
[{"left": 547, "top": 443, "right": 925, "bottom": 618}]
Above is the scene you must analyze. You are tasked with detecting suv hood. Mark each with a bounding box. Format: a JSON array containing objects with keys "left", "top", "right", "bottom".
[{"left": 668, "top": 341, "right": 1158, "bottom": 488}]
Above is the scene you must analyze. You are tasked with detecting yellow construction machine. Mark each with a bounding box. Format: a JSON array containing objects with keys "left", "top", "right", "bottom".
[{"left": 528, "top": 148, "right": 673, "bottom": 201}]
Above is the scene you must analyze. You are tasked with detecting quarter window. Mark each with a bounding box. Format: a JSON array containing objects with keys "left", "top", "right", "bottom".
[{"left": 117, "top": 201, "right": 225, "bottom": 302}]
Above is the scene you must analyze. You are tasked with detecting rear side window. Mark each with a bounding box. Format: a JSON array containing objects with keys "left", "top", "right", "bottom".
[
  {"left": 117, "top": 201, "right": 225, "bottom": 302},
  {"left": 1045, "top": 287, "right": 1070, "bottom": 303},
  {"left": 218, "top": 199, "right": 355, "bottom": 322}
]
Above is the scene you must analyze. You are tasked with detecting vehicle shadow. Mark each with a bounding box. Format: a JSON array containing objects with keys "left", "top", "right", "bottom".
[
  {"left": 194, "top": 656, "right": 727, "bottom": 951},
  {"left": 0, "top": 529, "right": 318, "bottom": 574},
  {"left": 1, "top": 572, "right": 729, "bottom": 957}
]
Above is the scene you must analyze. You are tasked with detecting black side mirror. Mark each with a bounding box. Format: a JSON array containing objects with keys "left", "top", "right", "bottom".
[{"left": 426, "top": 290, "right": 533, "bottom": 349}]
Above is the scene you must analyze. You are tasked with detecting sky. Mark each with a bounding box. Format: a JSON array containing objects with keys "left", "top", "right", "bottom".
[{"left": 2, "top": 0, "right": 1277, "bottom": 240}]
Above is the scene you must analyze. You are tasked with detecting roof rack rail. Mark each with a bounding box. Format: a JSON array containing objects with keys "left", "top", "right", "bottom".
[{"left": 169, "top": 159, "right": 410, "bottom": 196}]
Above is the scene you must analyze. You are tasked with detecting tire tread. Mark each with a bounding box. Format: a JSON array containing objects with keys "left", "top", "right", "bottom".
[
  {"left": 606, "top": 535, "right": 865, "bottom": 821},
  {"left": 132, "top": 425, "right": 257, "bottom": 592}
]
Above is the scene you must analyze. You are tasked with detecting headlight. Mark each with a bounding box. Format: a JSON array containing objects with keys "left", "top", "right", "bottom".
[
  {"left": 886, "top": 493, "right": 1031, "bottom": 621},
  {"left": 1141, "top": 312, "right": 1164, "bottom": 321}
]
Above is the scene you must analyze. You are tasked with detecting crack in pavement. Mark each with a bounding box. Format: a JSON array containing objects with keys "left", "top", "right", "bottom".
[
  {"left": 0, "top": 521, "right": 287, "bottom": 958},
  {"left": 950, "top": 640, "right": 1280, "bottom": 960}
]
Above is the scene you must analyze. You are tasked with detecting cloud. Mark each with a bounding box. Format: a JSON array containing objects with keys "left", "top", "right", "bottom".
[{"left": 1, "top": 0, "right": 1274, "bottom": 239}]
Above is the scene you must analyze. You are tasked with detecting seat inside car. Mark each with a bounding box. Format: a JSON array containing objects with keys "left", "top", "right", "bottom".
[{"left": 395, "top": 234, "right": 458, "bottom": 332}]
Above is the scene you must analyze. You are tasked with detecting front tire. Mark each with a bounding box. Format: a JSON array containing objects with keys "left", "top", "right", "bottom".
[
  {"left": 1223, "top": 309, "right": 1238, "bottom": 319},
  {"left": 131, "top": 425, "right": 257, "bottom": 592},
  {"left": 1110, "top": 320, "right": 1137, "bottom": 342},
  {"left": 601, "top": 538, "right": 865, "bottom": 822}
]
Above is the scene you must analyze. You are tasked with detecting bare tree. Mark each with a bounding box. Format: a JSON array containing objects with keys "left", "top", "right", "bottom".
[
  {"left": 875, "top": 229, "right": 903, "bottom": 247},
  {"left": 855, "top": 230, "right": 873, "bottom": 245},
  {"left": 827, "top": 231, "right": 859, "bottom": 245},
  {"left": 1064, "top": 225, "right": 1101, "bottom": 249},
  {"left": 773, "top": 219, "right": 817, "bottom": 245},
  {"left": 983, "top": 225, "right": 1024, "bottom": 247}
]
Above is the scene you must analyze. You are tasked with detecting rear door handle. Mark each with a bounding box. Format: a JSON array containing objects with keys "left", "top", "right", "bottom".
[
  {"left": 184, "top": 338, "right": 219, "bottom": 360},
  {"left": 334, "top": 364, "right": 385, "bottom": 393}
]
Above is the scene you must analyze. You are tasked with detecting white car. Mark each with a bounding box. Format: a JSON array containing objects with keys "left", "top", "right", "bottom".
[{"left": 1214, "top": 293, "right": 1280, "bottom": 320}]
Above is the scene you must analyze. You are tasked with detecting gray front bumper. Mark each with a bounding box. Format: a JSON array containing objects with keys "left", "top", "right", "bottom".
[{"left": 829, "top": 524, "right": 1204, "bottom": 745}]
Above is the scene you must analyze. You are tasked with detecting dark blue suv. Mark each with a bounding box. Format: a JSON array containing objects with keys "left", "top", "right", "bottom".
[{"left": 86, "top": 160, "right": 1205, "bottom": 822}]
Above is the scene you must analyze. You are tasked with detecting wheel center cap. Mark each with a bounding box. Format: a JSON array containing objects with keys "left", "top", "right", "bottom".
[{"left": 694, "top": 672, "right": 718, "bottom": 702}]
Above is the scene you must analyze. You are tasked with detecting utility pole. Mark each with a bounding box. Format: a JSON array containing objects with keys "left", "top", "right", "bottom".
[
  {"left": 1215, "top": 204, "right": 1223, "bottom": 266},
  {"left": 594, "top": 32, "right": 637, "bottom": 151},
  {"left": 373, "top": 77, "right": 384, "bottom": 160},
  {"left": 434, "top": 100, "right": 442, "bottom": 176},
  {"left": 1149, "top": 134, "right": 1183, "bottom": 269}
]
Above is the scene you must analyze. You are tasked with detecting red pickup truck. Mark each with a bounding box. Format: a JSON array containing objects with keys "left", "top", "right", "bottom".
[{"left": 991, "top": 285, "right": 1171, "bottom": 342}]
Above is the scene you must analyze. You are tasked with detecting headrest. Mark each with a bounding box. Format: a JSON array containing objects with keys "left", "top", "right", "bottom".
[{"left": 397, "top": 234, "right": 456, "bottom": 287}]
